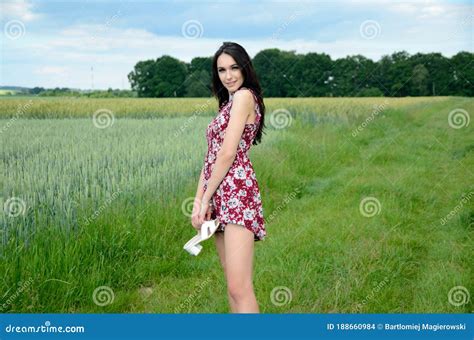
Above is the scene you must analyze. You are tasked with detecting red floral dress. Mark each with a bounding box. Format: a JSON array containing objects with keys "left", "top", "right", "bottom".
[{"left": 203, "top": 87, "right": 266, "bottom": 242}]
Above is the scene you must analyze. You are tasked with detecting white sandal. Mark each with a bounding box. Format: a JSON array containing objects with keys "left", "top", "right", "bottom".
[{"left": 183, "top": 219, "right": 220, "bottom": 256}]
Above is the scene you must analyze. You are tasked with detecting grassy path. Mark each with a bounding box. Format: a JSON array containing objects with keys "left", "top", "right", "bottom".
[{"left": 139, "top": 97, "right": 472, "bottom": 313}]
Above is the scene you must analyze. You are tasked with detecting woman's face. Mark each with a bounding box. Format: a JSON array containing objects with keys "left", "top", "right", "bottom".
[{"left": 217, "top": 53, "right": 244, "bottom": 94}]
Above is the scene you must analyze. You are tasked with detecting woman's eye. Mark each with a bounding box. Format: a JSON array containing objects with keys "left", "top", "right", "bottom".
[{"left": 218, "top": 67, "right": 238, "bottom": 72}]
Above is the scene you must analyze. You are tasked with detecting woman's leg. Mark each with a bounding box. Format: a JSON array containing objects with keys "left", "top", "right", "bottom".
[
  {"left": 224, "top": 223, "right": 259, "bottom": 313},
  {"left": 214, "top": 232, "right": 237, "bottom": 312}
]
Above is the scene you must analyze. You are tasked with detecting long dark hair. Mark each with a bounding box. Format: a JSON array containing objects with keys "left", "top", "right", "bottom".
[{"left": 211, "top": 42, "right": 266, "bottom": 145}]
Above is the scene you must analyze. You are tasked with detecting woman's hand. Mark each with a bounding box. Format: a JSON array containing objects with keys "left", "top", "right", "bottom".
[
  {"left": 197, "top": 199, "right": 211, "bottom": 226},
  {"left": 191, "top": 197, "right": 213, "bottom": 230},
  {"left": 205, "top": 202, "right": 212, "bottom": 221},
  {"left": 191, "top": 197, "right": 202, "bottom": 230}
]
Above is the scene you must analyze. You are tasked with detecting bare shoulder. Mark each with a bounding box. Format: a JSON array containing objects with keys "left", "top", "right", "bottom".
[{"left": 233, "top": 88, "right": 255, "bottom": 108}]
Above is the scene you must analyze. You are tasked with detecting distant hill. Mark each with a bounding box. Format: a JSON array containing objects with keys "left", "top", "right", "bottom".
[
  {"left": 0, "top": 86, "right": 137, "bottom": 98},
  {"left": 0, "top": 86, "right": 83, "bottom": 93},
  {"left": 0, "top": 86, "right": 31, "bottom": 91}
]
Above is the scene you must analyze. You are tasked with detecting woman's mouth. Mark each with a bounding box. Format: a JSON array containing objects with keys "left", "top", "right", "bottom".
[{"left": 226, "top": 81, "right": 236, "bottom": 87}]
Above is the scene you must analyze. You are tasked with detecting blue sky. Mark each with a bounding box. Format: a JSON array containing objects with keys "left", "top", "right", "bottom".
[{"left": 1, "top": 0, "right": 472, "bottom": 90}]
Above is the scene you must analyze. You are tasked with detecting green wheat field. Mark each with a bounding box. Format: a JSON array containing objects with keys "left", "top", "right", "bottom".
[{"left": 1, "top": 96, "right": 472, "bottom": 313}]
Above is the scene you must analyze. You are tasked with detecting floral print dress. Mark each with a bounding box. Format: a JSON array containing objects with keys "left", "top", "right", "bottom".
[{"left": 203, "top": 87, "right": 266, "bottom": 242}]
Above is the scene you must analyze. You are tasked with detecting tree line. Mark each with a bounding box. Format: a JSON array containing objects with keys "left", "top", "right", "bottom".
[
  {"left": 128, "top": 49, "right": 473, "bottom": 97},
  {"left": 1, "top": 87, "right": 136, "bottom": 98}
]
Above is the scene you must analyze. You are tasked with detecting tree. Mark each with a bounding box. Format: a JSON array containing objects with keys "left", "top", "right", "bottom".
[
  {"left": 409, "top": 53, "right": 451, "bottom": 95},
  {"left": 358, "top": 87, "right": 384, "bottom": 97},
  {"left": 287, "top": 52, "right": 332, "bottom": 96},
  {"left": 253, "top": 49, "right": 298, "bottom": 97},
  {"left": 411, "top": 64, "right": 430, "bottom": 96},
  {"left": 332, "top": 55, "right": 378, "bottom": 96},
  {"left": 126, "top": 49, "right": 472, "bottom": 98},
  {"left": 30, "top": 87, "right": 45, "bottom": 95},
  {"left": 449, "top": 52, "right": 474, "bottom": 96},
  {"left": 128, "top": 59, "right": 156, "bottom": 97},
  {"left": 153, "top": 55, "right": 187, "bottom": 97},
  {"left": 184, "top": 70, "right": 211, "bottom": 97},
  {"left": 184, "top": 57, "right": 212, "bottom": 97},
  {"left": 373, "top": 51, "right": 412, "bottom": 97},
  {"left": 128, "top": 56, "right": 187, "bottom": 97}
]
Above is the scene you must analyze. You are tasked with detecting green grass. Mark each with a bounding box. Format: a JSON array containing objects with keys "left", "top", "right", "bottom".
[
  {"left": 0, "top": 95, "right": 449, "bottom": 119},
  {"left": 0, "top": 97, "right": 472, "bottom": 313},
  {"left": 0, "top": 90, "right": 19, "bottom": 96}
]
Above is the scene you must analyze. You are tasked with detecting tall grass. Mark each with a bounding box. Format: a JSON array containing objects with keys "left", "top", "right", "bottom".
[
  {"left": 0, "top": 96, "right": 472, "bottom": 313},
  {"left": 0, "top": 95, "right": 450, "bottom": 119}
]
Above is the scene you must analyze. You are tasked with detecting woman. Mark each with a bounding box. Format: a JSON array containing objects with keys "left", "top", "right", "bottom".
[{"left": 191, "top": 42, "right": 267, "bottom": 313}]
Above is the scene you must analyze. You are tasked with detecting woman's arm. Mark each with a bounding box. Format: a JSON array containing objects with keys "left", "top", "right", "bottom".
[
  {"left": 191, "top": 166, "right": 207, "bottom": 229},
  {"left": 201, "top": 151, "right": 235, "bottom": 203},
  {"left": 194, "top": 166, "right": 205, "bottom": 200},
  {"left": 201, "top": 89, "right": 254, "bottom": 204}
]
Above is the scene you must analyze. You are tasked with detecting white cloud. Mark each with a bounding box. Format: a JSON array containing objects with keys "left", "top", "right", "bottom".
[
  {"left": 418, "top": 4, "right": 446, "bottom": 19},
  {"left": 24, "top": 24, "right": 222, "bottom": 62},
  {"left": 386, "top": 0, "right": 467, "bottom": 21},
  {"left": 34, "top": 66, "right": 70, "bottom": 76},
  {"left": 1, "top": 0, "right": 471, "bottom": 89},
  {"left": 0, "top": 0, "right": 42, "bottom": 22},
  {"left": 389, "top": 3, "right": 418, "bottom": 15},
  {"left": 3, "top": 20, "right": 470, "bottom": 89}
]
